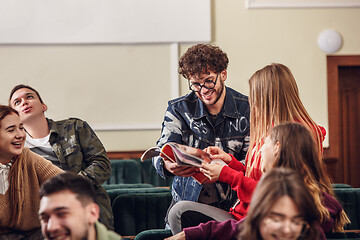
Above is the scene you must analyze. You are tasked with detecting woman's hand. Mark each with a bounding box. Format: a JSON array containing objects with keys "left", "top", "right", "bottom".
[
  {"left": 200, "top": 162, "right": 225, "bottom": 182},
  {"left": 164, "top": 231, "right": 186, "bottom": 240},
  {"left": 204, "top": 146, "right": 232, "bottom": 164}
]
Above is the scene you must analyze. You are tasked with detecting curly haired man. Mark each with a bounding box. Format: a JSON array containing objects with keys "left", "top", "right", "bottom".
[{"left": 152, "top": 44, "right": 250, "bottom": 228}]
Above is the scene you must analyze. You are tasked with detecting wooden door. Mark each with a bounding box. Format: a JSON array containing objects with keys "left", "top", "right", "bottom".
[
  {"left": 325, "top": 56, "right": 360, "bottom": 187},
  {"left": 339, "top": 66, "right": 360, "bottom": 187}
]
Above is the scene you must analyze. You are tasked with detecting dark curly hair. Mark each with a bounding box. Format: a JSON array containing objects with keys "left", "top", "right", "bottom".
[
  {"left": 178, "top": 44, "right": 229, "bottom": 79},
  {"left": 39, "top": 172, "right": 96, "bottom": 206}
]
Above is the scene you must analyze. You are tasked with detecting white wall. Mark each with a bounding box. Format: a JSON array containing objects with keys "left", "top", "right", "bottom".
[{"left": 1, "top": 0, "right": 359, "bottom": 151}]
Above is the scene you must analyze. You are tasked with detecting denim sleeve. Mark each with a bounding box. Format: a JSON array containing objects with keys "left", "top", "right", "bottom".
[
  {"left": 152, "top": 104, "right": 183, "bottom": 178},
  {"left": 239, "top": 134, "right": 250, "bottom": 164},
  {"left": 76, "top": 120, "right": 111, "bottom": 185}
]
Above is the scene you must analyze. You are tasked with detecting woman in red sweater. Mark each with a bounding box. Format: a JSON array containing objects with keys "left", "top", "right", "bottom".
[
  {"left": 167, "top": 123, "right": 349, "bottom": 239},
  {"left": 246, "top": 63, "right": 326, "bottom": 181}
]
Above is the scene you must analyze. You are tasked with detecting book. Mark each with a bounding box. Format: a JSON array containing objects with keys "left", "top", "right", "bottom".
[{"left": 141, "top": 142, "right": 226, "bottom": 184}]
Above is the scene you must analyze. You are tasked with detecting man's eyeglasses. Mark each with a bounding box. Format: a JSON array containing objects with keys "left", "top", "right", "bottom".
[{"left": 188, "top": 73, "right": 219, "bottom": 92}]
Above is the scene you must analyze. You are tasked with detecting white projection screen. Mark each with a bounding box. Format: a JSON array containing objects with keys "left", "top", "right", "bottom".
[{"left": 0, "top": 0, "right": 211, "bottom": 44}]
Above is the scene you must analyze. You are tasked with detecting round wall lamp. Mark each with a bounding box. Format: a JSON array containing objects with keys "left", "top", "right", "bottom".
[{"left": 317, "top": 29, "right": 343, "bottom": 54}]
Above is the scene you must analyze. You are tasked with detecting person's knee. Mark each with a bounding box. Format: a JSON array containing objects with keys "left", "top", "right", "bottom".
[
  {"left": 168, "top": 201, "right": 193, "bottom": 234},
  {"left": 169, "top": 201, "right": 193, "bottom": 219}
]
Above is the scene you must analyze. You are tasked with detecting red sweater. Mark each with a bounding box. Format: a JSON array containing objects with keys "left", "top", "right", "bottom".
[
  {"left": 218, "top": 155, "right": 258, "bottom": 220},
  {"left": 219, "top": 125, "right": 326, "bottom": 220}
]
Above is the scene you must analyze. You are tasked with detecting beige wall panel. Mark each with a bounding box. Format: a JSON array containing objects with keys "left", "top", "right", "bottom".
[{"left": 1, "top": 0, "right": 360, "bottom": 151}]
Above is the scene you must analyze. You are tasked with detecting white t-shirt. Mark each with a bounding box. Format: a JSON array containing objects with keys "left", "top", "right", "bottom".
[
  {"left": 0, "top": 162, "right": 11, "bottom": 194},
  {"left": 25, "top": 132, "right": 61, "bottom": 168}
]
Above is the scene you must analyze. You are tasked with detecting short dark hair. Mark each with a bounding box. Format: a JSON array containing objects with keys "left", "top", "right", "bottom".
[
  {"left": 9, "top": 84, "right": 44, "bottom": 105},
  {"left": 178, "top": 44, "right": 229, "bottom": 79},
  {"left": 39, "top": 172, "right": 96, "bottom": 206}
]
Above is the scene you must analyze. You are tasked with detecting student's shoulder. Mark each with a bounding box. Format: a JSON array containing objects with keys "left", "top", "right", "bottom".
[
  {"left": 95, "top": 221, "right": 122, "bottom": 240},
  {"left": 52, "top": 117, "right": 85, "bottom": 124},
  {"left": 226, "top": 87, "right": 249, "bottom": 102},
  {"left": 50, "top": 117, "right": 89, "bottom": 129},
  {"left": 168, "top": 92, "right": 198, "bottom": 106}
]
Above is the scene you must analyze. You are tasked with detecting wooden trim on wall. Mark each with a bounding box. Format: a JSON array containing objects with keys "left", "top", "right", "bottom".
[{"left": 107, "top": 151, "right": 144, "bottom": 160}]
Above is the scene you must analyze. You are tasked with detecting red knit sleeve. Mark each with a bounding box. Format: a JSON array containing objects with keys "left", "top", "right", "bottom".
[
  {"left": 227, "top": 154, "right": 246, "bottom": 172},
  {"left": 219, "top": 165, "right": 258, "bottom": 203}
]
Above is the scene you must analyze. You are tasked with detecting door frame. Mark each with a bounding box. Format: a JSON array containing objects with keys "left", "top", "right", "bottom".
[{"left": 325, "top": 55, "right": 360, "bottom": 184}]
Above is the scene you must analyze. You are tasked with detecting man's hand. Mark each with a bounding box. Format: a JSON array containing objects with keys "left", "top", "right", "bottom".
[
  {"left": 164, "top": 231, "right": 186, "bottom": 240},
  {"left": 200, "top": 162, "right": 224, "bottom": 181},
  {"left": 204, "top": 146, "right": 232, "bottom": 164},
  {"left": 161, "top": 153, "right": 198, "bottom": 177}
]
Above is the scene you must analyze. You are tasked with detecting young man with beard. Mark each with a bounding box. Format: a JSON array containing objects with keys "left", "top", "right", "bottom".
[
  {"left": 39, "top": 172, "right": 121, "bottom": 240},
  {"left": 9, "top": 85, "right": 113, "bottom": 230},
  {"left": 152, "top": 44, "right": 250, "bottom": 227}
]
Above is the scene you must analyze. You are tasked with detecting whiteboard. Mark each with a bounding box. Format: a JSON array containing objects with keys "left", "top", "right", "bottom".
[{"left": 0, "top": 0, "right": 211, "bottom": 44}]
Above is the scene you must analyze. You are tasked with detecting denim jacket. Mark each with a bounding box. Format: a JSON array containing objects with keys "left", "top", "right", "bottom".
[
  {"left": 153, "top": 87, "right": 250, "bottom": 204},
  {"left": 47, "top": 118, "right": 114, "bottom": 229}
]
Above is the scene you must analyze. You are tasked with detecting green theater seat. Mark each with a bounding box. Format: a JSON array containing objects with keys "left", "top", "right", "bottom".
[
  {"left": 107, "top": 187, "right": 170, "bottom": 206},
  {"left": 103, "top": 183, "right": 154, "bottom": 191},
  {"left": 333, "top": 188, "right": 360, "bottom": 231},
  {"left": 326, "top": 231, "right": 360, "bottom": 239},
  {"left": 332, "top": 183, "right": 353, "bottom": 189},
  {"left": 326, "top": 188, "right": 360, "bottom": 239},
  {"left": 134, "top": 229, "right": 172, "bottom": 240},
  {"left": 112, "top": 190, "right": 172, "bottom": 237},
  {"left": 104, "top": 159, "right": 143, "bottom": 185},
  {"left": 140, "top": 159, "right": 173, "bottom": 187}
]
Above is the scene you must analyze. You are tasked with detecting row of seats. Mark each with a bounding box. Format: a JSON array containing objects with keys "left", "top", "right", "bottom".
[
  {"left": 103, "top": 159, "right": 173, "bottom": 238},
  {"left": 103, "top": 159, "right": 173, "bottom": 187},
  {"left": 121, "top": 186, "right": 360, "bottom": 240},
  {"left": 128, "top": 186, "right": 360, "bottom": 240},
  {"left": 112, "top": 189, "right": 172, "bottom": 237},
  {"left": 104, "top": 159, "right": 360, "bottom": 239},
  {"left": 326, "top": 187, "right": 360, "bottom": 239}
]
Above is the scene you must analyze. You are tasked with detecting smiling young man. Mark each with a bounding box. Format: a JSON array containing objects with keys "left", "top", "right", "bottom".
[
  {"left": 39, "top": 172, "right": 121, "bottom": 240},
  {"left": 9, "top": 85, "right": 114, "bottom": 230},
  {"left": 152, "top": 44, "right": 250, "bottom": 227}
]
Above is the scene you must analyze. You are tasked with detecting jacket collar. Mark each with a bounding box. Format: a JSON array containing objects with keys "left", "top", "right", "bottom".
[
  {"left": 47, "top": 118, "right": 59, "bottom": 138},
  {"left": 193, "top": 87, "right": 240, "bottom": 120}
]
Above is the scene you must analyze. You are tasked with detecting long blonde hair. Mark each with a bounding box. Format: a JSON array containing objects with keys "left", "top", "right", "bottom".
[
  {"left": 247, "top": 63, "right": 324, "bottom": 178},
  {"left": 0, "top": 105, "right": 25, "bottom": 227}
]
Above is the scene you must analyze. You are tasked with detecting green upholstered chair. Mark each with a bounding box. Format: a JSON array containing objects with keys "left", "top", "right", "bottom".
[
  {"left": 134, "top": 229, "right": 172, "bottom": 240},
  {"left": 112, "top": 190, "right": 172, "bottom": 237},
  {"left": 104, "top": 159, "right": 143, "bottom": 185},
  {"left": 107, "top": 187, "right": 170, "bottom": 206},
  {"left": 333, "top": 188, "right": 360, "bottom": 231},
  {"left": 103, "top": 183, "right": 154, "bottom": 190},
  {"left": 140, "top": 159, "right": 174, "bottom": 187},
  {"left": 326, "top": 232, "right": 360, "bottom": 239},
  {"left": 332, "top": 183, "right": 353, "bottom": 189},
  {"left": 326, "top": 188, "right": 360, "bottom": 239}
]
